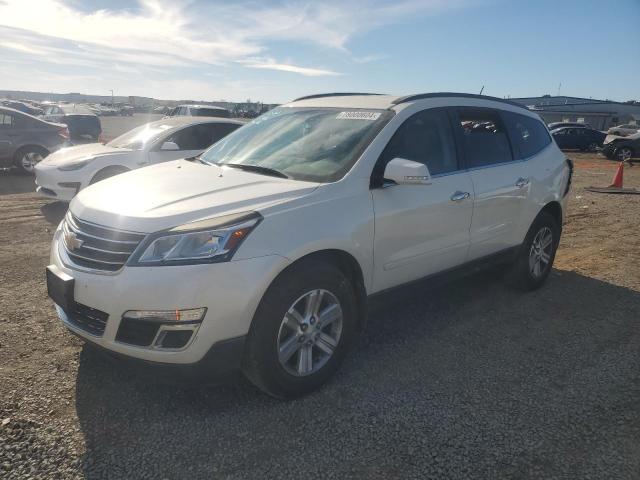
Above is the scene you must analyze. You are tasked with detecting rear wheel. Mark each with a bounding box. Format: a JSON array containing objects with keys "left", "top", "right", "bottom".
[
  {"left": 14, "top": 146, "right": 48, "bottom": 174},
  {"left": 507, "top": 211, "right": 560, "bottom": 291},
  {"left": 616, "top": 147, "right": 634, "bottom": 162},
  {"left": 587, "top": 142, "right": 599, "bottom": 152},
  {"left": 242, "top": 260, "right": 357, "bottom": 398}
]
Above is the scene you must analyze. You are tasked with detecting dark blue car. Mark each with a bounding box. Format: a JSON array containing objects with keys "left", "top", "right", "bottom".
[{"left": 551, "top": 126, "right": 606, "bottom": 152}]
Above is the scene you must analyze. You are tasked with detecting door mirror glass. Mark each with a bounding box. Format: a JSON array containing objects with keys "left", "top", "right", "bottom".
[
  {"left": 383, "top": 158, "right": 431, "bottom": 185},
  {"left": 160, "top": 141, "right": 180, "bottom": 151}
]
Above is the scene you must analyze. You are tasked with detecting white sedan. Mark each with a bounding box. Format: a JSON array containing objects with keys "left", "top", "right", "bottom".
[{"left": 34, "top": 116, "right": 243, "bottom": 201}]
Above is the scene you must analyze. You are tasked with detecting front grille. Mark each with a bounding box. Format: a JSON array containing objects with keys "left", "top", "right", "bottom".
[
  {"left": 66, "top": 302, "right": 109, "bottom": 336},
  {"left": 62, "top": 214, "right": 146, "bottom": 272}
]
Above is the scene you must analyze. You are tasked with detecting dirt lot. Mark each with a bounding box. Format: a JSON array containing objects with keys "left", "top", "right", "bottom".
[{"left": 0, "top": 153, "right": 639, "bottom": 479}]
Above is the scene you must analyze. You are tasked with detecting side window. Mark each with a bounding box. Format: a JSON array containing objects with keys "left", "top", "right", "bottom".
[
  {"left": 0, "top": 113, "right": 15, "bottom": 128},
  {"left": 206, "top": 123, "right": 240, "bottom": 144},
  {"left": 376, "top": 108, "right": 458, "bottom": 180},
  {"left": 453, "top": 108, "right": 513, "bottom": 168},
  {"left": 165, "top": 124, "right": 228, "bottom": 151},
  {"left": 502, "top": 111, "right": 552, "bottom": 159}
]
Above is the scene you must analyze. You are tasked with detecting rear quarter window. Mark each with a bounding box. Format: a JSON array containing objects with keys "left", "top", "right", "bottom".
[{"left": 502, "top": 111, "right": 551, "bottom": 159}]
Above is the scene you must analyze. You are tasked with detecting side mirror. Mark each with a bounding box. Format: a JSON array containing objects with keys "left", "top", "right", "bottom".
[
  {"left": 383, "top": 158, "right": 431, "bottom": 185},
  {"left": 160, "top": 141, "right": 179, "bottom": 151}
]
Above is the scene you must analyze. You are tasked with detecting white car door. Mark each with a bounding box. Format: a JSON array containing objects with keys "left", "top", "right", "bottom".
[
  {"left": 451, "top": 107, "right": 530, "bottom": 260},
  {"left": 371, "top": 108, "right": 474, "bottom": 292}
]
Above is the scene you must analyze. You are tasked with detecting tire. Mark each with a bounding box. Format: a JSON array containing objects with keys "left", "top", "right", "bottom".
[
  {"left": 14, "top": 146, "right": 48, "bottom": 175},
  {"left": 242, "top": 260, "right": 358, "bottom": 398},
  {"left": 616, "top": 147, "right": 634, "bottom": 162},
  {"left": 89, "top": 166, "right": 129, "bottom": 185},
  {"left": 587, "top": 142, "right": 599, "bottom": 152},
  {"left": 507, "top": 211, "right": 560, "bottom": 291}
]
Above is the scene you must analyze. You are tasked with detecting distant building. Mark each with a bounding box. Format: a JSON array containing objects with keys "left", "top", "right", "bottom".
[{"left": 510, "top": 95, "right": 640, "bottom": 130}]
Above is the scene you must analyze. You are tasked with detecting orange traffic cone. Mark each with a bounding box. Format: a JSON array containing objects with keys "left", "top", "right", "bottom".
[{"left": 608, "top": 162, "right": 624, "bottom": 188}]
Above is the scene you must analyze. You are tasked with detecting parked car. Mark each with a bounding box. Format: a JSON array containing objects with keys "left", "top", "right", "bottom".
[
  {"left": 1, "top": 100, "right": 44, "bottom": 116},
  {"left": 551, "top": 126, "right": 606, "bottom": 151},
  {"left": 45, "top": 92, "right": 571, "bottom": 398},
  {"left": 601, "top": 132, "right": 639, "bottom": 162},
  {"left": 40, "top": 104, "right": 102, "bottom": 143},
  {"left": 607, "top": 124, "right": 640, "bottom": 137},
  {"left": 165, "top": 104, "right": 231, "bottom": 118},
  {"left": 35, "top": 116, "right": 242, "bottom": 200},
  {"left": 0, "top": 106, "right": 69, "bottom": 174},
  {"left": 547, "top": 121, "right": 591, "bottom": 130}
]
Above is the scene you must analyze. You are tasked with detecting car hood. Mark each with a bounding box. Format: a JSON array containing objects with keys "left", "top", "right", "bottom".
[
  {"left": 41, "top": 143, "right": 130, "bottom": 166},
  {"left": 70, "top": 160, "right": 320, "bottom": 232}
]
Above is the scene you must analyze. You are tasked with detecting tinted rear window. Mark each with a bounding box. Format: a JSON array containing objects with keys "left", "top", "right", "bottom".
[
  {"left": 503, "top": 111, "right": 551, "bottom": 159},
  {"left": 63, "top": 115, "right": 101, "bottom": 134},
  {"left": 194, "top": 108, "right": 230, "bottom": 118}
]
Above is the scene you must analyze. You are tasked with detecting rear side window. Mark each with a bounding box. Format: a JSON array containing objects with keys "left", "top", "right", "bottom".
[
  {"left": 376, "top": 108, "right": 458, "bottom": 178},
  {"left": 165, "top": 124, "right": 235, "bottom": 150},
  {"left": 503, "top": 111, "right": 551, "bottom": 159},
  {"left": 453, "top": 108, "right": 513, "bottom": 168},
  {"left": 0, "top": 113, "right": 15, "bottom": 128}
]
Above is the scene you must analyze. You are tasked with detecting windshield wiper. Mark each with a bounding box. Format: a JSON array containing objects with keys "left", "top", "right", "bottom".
[{"left": 222, "top": 163, "right": 290, "bottom": 179}]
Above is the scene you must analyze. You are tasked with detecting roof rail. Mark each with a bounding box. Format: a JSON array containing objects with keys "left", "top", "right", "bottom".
[
  {"left": 292, "top": 92, "right": 384, "bottom": 102},
  {"left": 392, "top": 92, "right": 530, "bottom": 111}
]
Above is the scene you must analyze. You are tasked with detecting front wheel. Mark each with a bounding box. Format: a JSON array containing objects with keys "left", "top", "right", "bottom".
[
  {"left": 242, "top": 261, "right": 357, "bottom": 398},
  {"left": 587, "top": 142, "right": 599, "bottom": 152},
  {"left": 507, "top": 211, "right": 560, "bottom": 291}
]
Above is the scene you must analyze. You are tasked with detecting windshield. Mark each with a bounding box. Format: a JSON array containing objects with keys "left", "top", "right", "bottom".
[
  {"left": 107, "top": 123, "right": 174, "bottom": 150},
  {"left": 199, "top": 107, "right": 393, "bottom": 182}
]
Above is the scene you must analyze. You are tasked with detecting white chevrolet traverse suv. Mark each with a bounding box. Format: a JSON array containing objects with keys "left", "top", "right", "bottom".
[{"left": 46, "top": 93, "right": 572, "bottom": 398}]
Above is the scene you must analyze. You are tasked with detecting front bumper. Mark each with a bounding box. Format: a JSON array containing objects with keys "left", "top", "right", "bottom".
[
  {"left": 34, "top": 162, "right": 83, "bottom": 201},
  {"left": 49, "top": 225, "right": 288, "bottom": 367}
]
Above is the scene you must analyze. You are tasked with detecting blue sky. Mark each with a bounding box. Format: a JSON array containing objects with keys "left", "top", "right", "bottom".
[{"left": 1, "top": 0, "right": 638, "bottom": 103}]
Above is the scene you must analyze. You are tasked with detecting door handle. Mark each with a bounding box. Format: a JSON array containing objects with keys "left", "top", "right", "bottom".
[
  {"left": 515, "top": 177, "right": 530, "bottom": 188},
  {"left": 450, "top": 191, "right": 470, "bottom": 202}
]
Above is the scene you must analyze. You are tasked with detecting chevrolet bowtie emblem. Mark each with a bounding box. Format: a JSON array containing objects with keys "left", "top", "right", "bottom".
[{"left": 64, "top": 231, "right": 84, "bottom": 251}]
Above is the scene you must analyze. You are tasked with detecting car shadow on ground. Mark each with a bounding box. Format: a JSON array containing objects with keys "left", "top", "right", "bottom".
[
  {"left": 0, "top": 169, "right": 35, "bottom": 195},
  {"left": 74, "top": 269, "right": 640, "bottom": 479},
  {"left": 40, "top": 200, "right": 68, "bottom": 225}
]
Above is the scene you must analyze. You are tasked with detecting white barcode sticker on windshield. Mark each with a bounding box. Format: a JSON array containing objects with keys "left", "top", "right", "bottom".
[{"left": 336, "top": 111, "right": 381, "bottom": 121}]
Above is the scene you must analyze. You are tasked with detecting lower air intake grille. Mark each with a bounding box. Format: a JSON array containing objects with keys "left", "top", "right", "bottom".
[{"left": 66, "top": 303, "right": 109, "bottom": 336}]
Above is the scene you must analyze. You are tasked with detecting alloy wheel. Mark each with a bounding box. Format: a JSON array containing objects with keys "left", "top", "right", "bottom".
[
  {"left": 617, "top": 148, "right": 632, "bottom": 161},
  {"left": 529, "top": 226, "right": 553, "bottom": 278},
  {"left": 276, "top": 289, "right": 343, "bottom": 376},
  {"left": 20, "top": 152, "right": 44, "bottom": 173}
]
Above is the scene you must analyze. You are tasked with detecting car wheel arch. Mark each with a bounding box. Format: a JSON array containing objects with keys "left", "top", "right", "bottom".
[
  {"left": 264, "top": 249, "right": 368, "bottom": 332},
  {"left": 89, "top": 165, "right": 130, "bottom": 185},
  {"left": 539, "top": 201, "right": 563, "bottom": 231}
]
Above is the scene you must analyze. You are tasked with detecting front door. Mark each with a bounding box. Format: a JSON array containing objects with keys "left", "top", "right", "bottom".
[{"left": 371, "top": 108, "right": 474, "bottom": 292}]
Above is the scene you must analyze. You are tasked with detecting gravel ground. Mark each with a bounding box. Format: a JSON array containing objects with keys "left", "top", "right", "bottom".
[{"left": 0, "top": 152, "right": 639, "bottom": 479}]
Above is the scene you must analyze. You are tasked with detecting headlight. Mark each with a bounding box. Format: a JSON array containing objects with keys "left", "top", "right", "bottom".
[
  {"left": 129, "top": 212, "right": 262, "bottom": 266},
  {"left": 57, "top": 157, "right": 94, "bottom": 171}
]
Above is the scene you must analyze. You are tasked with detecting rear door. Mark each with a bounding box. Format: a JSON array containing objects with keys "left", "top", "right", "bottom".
[
  {"left": 451, "top": 107, "right": 530, "bottom": 259},
  {"left": 371, "top": 107, "right": 474, "bottom": 291}
]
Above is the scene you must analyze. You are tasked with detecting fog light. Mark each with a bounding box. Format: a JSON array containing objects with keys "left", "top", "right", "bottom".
[{"left": 122, "top": 308, "right": 206, "bottom": 323}]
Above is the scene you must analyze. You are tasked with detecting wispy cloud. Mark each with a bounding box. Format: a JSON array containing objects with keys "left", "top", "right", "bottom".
[
  {"left": 239, "top": 58, "right": 341, "bottom": 77},
  {"left": 0, "top": 0, "right": 472, "bottom": 99}
]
